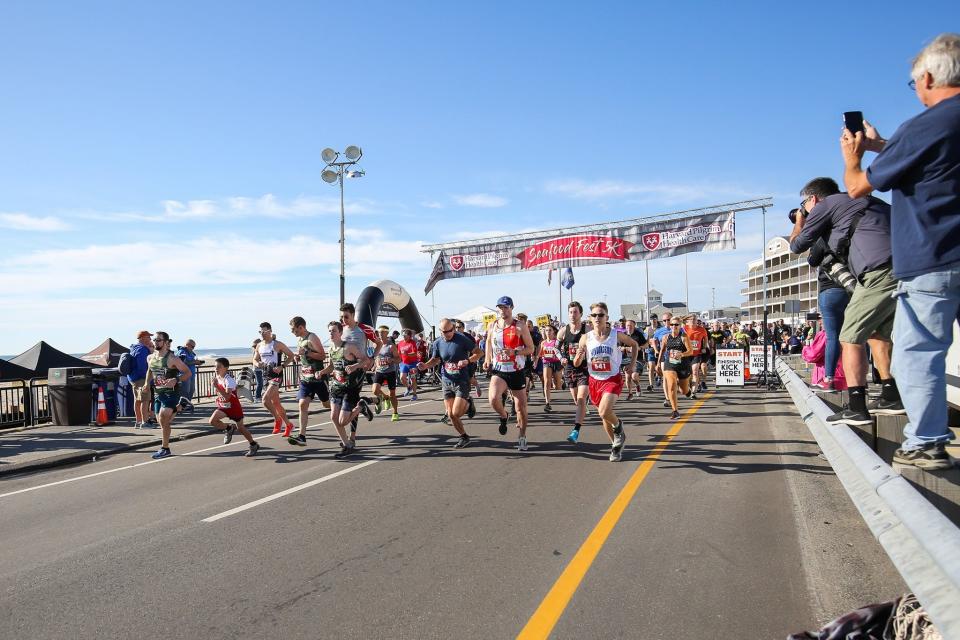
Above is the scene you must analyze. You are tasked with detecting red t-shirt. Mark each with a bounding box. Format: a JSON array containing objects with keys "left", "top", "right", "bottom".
[
  {"left": 398, "top": 339, "right": 420, "bottom": 364},
  {"left": 686, "top": 326, "right": 709, "bottom": 356}
]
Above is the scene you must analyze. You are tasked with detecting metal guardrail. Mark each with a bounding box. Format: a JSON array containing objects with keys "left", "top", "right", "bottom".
[{"left": 776, "top": 358, "right": 960, "bottom": 637}]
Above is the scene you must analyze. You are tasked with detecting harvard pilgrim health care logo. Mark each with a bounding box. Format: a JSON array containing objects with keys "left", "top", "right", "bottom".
[
  {"left": 517, "top": 235, "right": 634, "bottom": 270},
  {"left": 449, "top": 255, "right": 464, "bottom": 271},
  {"left": 641, "top": 233, "right": 661, "bottom": 251}
]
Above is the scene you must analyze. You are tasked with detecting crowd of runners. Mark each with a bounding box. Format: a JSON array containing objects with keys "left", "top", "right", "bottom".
[{"left": 139, "top": 298, "right": 731, "bottom": 463}]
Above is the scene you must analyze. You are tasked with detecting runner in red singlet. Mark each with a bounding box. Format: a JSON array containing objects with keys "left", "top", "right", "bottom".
[{"left": 484, "top": 296, "right": 535, "bottom": 451}]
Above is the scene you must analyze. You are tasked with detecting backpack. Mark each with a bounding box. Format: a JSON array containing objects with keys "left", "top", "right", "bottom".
[{"left": 118, "top": 352, "right": 133, "bottom": 376}]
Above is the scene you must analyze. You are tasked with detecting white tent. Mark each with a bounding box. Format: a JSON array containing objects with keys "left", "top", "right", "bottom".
[{"left": 453, "top": 305, "right": 497, "bottom": 323}]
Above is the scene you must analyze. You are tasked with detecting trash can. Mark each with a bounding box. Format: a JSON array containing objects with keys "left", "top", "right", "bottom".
[
  {"left": 91, "top": 368, "right": 121, "bottom": 424},
  {"left": 48, "top": 367, "right": 93, "bottom": 426}
]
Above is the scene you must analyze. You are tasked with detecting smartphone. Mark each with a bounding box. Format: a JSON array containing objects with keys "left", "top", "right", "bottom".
[{"left": 843, "top": 111, "right": 864, "bottom": 135}]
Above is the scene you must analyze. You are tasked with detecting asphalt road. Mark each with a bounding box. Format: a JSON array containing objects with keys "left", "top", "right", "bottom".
[{"left": 0, "top": 385, "right": 904, "bottom": 639}]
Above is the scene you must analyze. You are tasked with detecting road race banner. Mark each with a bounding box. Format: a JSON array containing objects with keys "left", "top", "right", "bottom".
[
  {"left": 716, "top": 349, "right": 745, "bottom": 386},
  {"left": 424, "top": 211, "right": 736, "bottom": 293}
]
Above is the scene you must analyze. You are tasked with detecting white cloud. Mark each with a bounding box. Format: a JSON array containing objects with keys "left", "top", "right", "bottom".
[
  {"left": 544, "top": 179, "right": 754, "bottom": 205},
  {"left": 0, "top": 212, "right": 70, "bottom": 232},
  {"left": 71, "top": 193, "right": 374, "bottom": 224},
  {"left": 1, "top": 230, "right": 425, "bottom": 293},
  {"left": 420, "top": 201, "right": 445, "bottom": 209},
  {"left": 453, "top": 193, "right": 509, "bottom": 208}
]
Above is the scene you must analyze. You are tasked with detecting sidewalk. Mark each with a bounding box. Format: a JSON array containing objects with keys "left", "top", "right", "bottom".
[{"left": 0, "top": 392, "right": 328, "bottom": 478}]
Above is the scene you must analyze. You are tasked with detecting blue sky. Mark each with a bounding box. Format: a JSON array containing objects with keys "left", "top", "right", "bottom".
[{"left": 0, "top": 1, "right": 951, "bottom": 354}]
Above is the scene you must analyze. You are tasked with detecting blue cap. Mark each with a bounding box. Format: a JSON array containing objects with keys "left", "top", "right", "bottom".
[{"left": 496, "top": 296, "right": 514, "bottom": 308}]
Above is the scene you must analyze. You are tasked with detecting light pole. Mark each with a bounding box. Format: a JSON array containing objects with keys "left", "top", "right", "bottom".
[{"left": 321, "top": 145, "right": 364, "bottom": 307}]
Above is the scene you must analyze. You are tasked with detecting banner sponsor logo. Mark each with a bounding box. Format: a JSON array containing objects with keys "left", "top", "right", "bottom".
[
  {"left": 449, "top": 255, "right": 464, "bottom": 271},
  {"left": 641, "top": 233, "right": 661, "bottom": 251},
  {"left": 519, "top": 235, "right": 634, "bottom": 269}
]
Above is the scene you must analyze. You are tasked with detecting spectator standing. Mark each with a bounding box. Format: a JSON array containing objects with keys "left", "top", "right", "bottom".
[
  {"left": 841, "top": 33, "right": 960, "bottom": 468},
  {"left": 175, "top": 339, "right": 199, "bottom": 412},
  {"left": 251, "top": 338, "right": 264, "bottom": 402},
  {"left": 127, "top": 330, "right": 153, "bottom": 429},
  {"left": 789, "top": 177, "right": 903, "bottom": 426},
  {"left": 808, "top": 235, "right": 850, "bottom": 391}
]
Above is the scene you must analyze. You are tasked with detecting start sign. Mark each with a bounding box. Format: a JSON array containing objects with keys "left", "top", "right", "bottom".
[
  {"left": 716, "top": 349, "right": 744, "bottom": 386},
  {"left": 750, "top": 345, "right": 773, "bottom": 376}
]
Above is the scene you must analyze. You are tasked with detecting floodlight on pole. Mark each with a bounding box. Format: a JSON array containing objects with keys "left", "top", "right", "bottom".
[{"left": 321, "top": 145, "right": 366, "bottom": 307}]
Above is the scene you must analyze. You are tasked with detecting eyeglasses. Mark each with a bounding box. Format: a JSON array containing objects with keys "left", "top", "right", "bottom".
[
  {"left": 441, "top": 328, "right": 455, "bottom": 335},
  {"left": 670, "top": 323, "right": 680, "bottom": 327},
  {"left": 908, "top": 79, "right": 916, "bottom": 90},
  {"left": 590, "top": 313, "right": 606, "bottom": 318}
]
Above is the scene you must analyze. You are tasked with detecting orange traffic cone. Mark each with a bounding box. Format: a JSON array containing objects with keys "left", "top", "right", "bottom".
[
  {"left": 743, "top": 352, "right": 751, "bottom": 381},
  {"left": 95, "top": 385, "right": 109, "bottom": 426}
]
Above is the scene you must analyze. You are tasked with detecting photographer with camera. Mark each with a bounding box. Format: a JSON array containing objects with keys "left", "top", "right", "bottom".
[
  {"left": 789, "top": 177, "right": 903, "bottom": 426},
  {"left": 799, "top": 228, "right": 850, "bottom": 392}
]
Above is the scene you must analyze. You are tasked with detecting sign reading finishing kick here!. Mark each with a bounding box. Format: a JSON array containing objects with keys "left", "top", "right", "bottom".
[{"left": 716, "top": 349, "right": 745, "bottom": 387}]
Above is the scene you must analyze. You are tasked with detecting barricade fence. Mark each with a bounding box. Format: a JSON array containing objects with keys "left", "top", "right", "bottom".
[{"left": 0, "top": 360, "right": 444, "bottom": 430}]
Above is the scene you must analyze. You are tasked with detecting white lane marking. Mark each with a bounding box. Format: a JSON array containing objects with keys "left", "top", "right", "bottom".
[
  {"left": 0, "top": 399, "right": 435, "bottom": 500},
  {"left": 202, "top": 456, "right": 391, "bottom": 523}
]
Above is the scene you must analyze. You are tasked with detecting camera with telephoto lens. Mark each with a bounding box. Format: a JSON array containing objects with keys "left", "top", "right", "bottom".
[{"left": 820, "top": 253, "right": 857, "bottom": 293}]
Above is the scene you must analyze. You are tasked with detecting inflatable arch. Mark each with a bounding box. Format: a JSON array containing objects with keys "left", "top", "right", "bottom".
[{"left": 355, "top": 280, "right": 425, "bottom": 334}]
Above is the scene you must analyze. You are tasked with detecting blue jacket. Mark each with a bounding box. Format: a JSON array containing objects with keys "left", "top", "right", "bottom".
[
  {"left": 176, "top": 346, "right": 198, "bottom": 374},
  {"left": 127, "top": 344, "right": 150, "bottom": 382}
]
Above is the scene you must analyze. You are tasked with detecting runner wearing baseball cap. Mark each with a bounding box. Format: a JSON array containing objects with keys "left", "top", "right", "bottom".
[{"left": 485, "top": 296, "right": 536, "bottom": 451}]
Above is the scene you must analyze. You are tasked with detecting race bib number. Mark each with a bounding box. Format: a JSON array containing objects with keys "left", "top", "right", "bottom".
[
  {"left": 333, "top": 370, "right": 346, "bottom": 382},
  {"left": 669, "top": 350, "right": 682, "bottom": 365},
  {"left": 155, "top": 375, "right": 170, "bottom": 387},
  {"left": 443, "top": 362, "right": 462, "bottom": 374},
  {"left": 377, "top": 357, "right": 391, "bottom": 369},
  {"left": 495, "top": 349, "right": 513, "bottom": 363},
  {"left": 302, "top": 366, "right": 314, "bottom": 376},
  {"left": 567, "top": 344, "right": 578, "bottom": 358},
  {"left": 690, "top": 339, "right": 700, "bottom": 351},
  {"left": 218, "top": 399, "right": 232, "bottom": 409},
  {"left": 590, "top": 356, "right": 611, "bottom": 373}
]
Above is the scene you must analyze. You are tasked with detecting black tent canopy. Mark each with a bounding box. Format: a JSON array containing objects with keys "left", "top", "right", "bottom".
[
  {"left": 82, "top": 338, "right": 129, "bottom": 368},
  {"left": 9, "top": 341, "right": 94, "bottom": 377},
  {"left": 0, "top": 358, "right": 35, "bottom": 382}
]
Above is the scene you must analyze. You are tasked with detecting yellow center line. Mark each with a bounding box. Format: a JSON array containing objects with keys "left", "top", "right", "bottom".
[{"left": 517, "top": 391, "right": 715, "bottom": 640}]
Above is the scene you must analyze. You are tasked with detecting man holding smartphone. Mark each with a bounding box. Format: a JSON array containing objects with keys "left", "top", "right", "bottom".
[{"left": 840, "top": 33, "right": 960, "bottom": 469}]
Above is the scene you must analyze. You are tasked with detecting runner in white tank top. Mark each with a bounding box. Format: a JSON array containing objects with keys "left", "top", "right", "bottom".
[{"left": 573, "top": 302, "right": 640, "bottom": 462}]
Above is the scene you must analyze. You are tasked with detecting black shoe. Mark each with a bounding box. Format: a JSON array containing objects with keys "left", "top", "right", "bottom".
[
  {"left": 893, "top": 444, "right": 953, "bottom": 470},
  {"left": 177, "top": 397, "right": 193, "bottom": 412},
  {"left": 245, "top": 441, "right": 260, "bottom": 457},
  {"left": 454, "top": 435, "right": 471, "bottom": 449},
  {"left": 646, "top": 384, "right": 653, "bottom": 392},
  {"left": 867, "top": 397, "right": 907, "bottom": 416},
  {"left": 358, "top": 399, "right": 374, "bottom": 421},
  {"left": 441, "top": 413, "right": 450, "bottom": 424},
  {"left": 825, "top": 408, "right": 872, "bottom": 426},
  {"left": 467, "top": 399, "right": 477, "bottom": 419},
  {"left": 498, "top": 417, "right": 508, "bottom": 436},
  {"left": 289, "top": 433, "right": 307, "bottom": 446},
  {"left": 543, "top": 403, "right": 552, "bottom": 413},
  {"left": 670, "top": 410, "right": 680, "bottom": 420},
  {"left": 663, "top": 400, "right": 671, "bottom": 408},
  {"left": 334, "top": 443, "right": 355, "bottom": 459}
]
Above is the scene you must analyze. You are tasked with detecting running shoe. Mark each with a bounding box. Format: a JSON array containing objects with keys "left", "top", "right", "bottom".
[
  {"left": 381, "top": 398, "right": 390, "bottom": 413},
  {"left": 358, "top": 399, "right": 374, "bottom": 421},
  {"left": 663, "top": 400, "right": 671, "bottom": 408},
  {"left": 670, "top": 410, "right": 680, "bottom": 420},
  {"left": 825, "top": 408, "right": 872, "bottom": 426},
  {"left": 700, "top": 381, "right": 708, "bottom": 392},
  {"left": 441, "top": 413, "right": 450, "bottom": 425},
  {"left": 245, "top": 441, "right": 260, "bottom": 457},
  {"left": 893, "top": 444, "right": 953, "bottom": 470},
  {"left": 690, "top": 390, "right": 698, "bottom": 400},
  {"left": 410, "top": 394, "right": 418, "bottom": 401},
  {"left": 334, "top": 443, "right": 355, "bottom": 459},
  {"left": 467, "top": 399, "right": 476, "bottom": 419},
  {"left": 543, "top": 403, "right": 552, "bottom": 413},
  {"left": 272, "top": 418, "right": 282, "bottom": 434},
  {"left": 609, "top": 446, "right": 622, "bottom": 462},
  {"left": 454, "top": 434, "right": 471, "bottom": 449},
  {"left": 812, "top": 380, "right": 836, "bottom": 393},
  {"left": 626, "top": 392, "right": 633, "bottom": 401},
  {"left": 498, "top": 416, "right": 508, "bottom": 436},
  {"left": 612, "top": 423, "right": 625, "bottom": 450},
  {"left": 289, "top": 433, "right": 307, "bottom": 446},
  {"left": 372, "top": 398, "right": 383, "bottom": 415},
  {"left": 646, "top": 384, "right": 653, "bottom": 392},
  {"left": 475, "top": 385, "right": 482, "bottom": 398},
  {"left": 517, "top": 436, "right": 528, "bottom": 451},
  {"left": 510, "top": 404, "right": 517, "bottom": 417},
  {"left": 566, "top": 429, "right": 580, "bottom": 444},
  {"left": 133, "top": 422, "right": 142, "bottom": 430},
  {"left": 223, "top": 424, "right": 236, "bottom": 445},
  {"left": 867, "top": 398, "right": 907, "bottom": 416},
  {"left": 402, "top": 389, "right": 410, "bottom": 398},
  {"left": 151, "top": 447, "right": 172, "bottom": 460},
  {"left": 391, "top": 413, "right": 399, "bottom": 422},
  {"left": 177, "top": 397, "right": 193, "bottom": 412},
  {"left": 684, "top": 390, "right": 692, "bottom": 399},
  {"left": 282, "top": 423, "right": 293, "bottom": 438}
]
